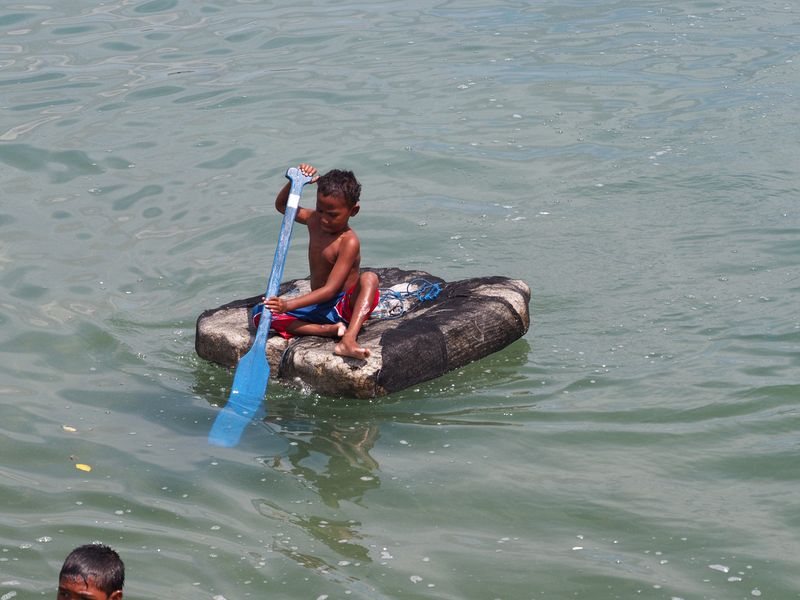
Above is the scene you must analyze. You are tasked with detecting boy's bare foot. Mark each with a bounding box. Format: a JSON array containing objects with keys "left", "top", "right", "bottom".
[{"left": 334, "top": 338, "right": 371, "bottom": 360}]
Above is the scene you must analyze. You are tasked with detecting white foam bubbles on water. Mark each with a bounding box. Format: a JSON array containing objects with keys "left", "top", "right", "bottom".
[{"left": 709, "top": 563, "right": 729, "bottom": 573}]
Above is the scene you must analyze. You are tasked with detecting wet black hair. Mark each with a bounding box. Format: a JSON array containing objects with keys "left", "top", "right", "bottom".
[
  {"left": 316, "top": 169, "right": 361, "bottom": 207},
  {"left": 59, "top": 544, "right": 125, "bottom": 595}
]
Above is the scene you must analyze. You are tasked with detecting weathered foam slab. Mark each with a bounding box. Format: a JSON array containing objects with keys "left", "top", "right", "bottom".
[{"left": 195, "top": 268, "right": 531, "bottom": 398}]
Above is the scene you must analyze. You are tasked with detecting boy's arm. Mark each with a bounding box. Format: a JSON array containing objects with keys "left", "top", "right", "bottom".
[
  {"left": 275, "top": 163, "right": 317, "bottom": 223},
  {"left": 266, "top": 235, "right": 360, "bottom": 313}
]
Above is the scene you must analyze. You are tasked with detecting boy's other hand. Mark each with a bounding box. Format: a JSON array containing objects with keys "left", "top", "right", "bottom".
[
  {"left": 265, "top": 296, "right": 288, "bottom": 314},
  {"left": 298, "top": 163, "right": 319, "bottom": 183}
]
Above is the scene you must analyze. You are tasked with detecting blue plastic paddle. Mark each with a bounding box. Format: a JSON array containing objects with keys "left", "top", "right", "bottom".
[{"left": 208, "top": 167, "right": 313, "bottom": 447}]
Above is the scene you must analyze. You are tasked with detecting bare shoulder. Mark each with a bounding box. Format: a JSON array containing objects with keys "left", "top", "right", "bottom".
[
  {"left": 339, "top": 228, "right": 361, "bottom": 249},
  {"left": 328, "top": 229, "right": 360, "bottom": 268}
]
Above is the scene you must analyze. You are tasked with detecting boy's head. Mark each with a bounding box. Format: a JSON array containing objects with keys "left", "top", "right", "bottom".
[
  {"left": 58, "top": 544, "right": 124, "bottom": 600},
  {"left": 316, "top": 169, "right": 361, "bottom": 207}
]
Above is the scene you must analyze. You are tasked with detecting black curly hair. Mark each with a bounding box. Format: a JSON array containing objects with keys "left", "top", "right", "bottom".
[{"left": 316, "top": 169, "right": 361, "bottom": 207}]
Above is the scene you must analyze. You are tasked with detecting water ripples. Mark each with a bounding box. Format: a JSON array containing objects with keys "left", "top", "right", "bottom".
[{"left": 2, "top": 0, "right": 800, "bottom": 598}]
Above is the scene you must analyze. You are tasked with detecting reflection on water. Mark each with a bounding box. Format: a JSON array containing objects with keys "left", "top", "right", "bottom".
[
  {"left": 260, "top": 416, "right": 380, "bottom": 509},
  {"left": 251, "top": 416, "right": 380, "bottom": 582},
  {"left": 199, "top": 340, "right": 534, "bottom": 588}
]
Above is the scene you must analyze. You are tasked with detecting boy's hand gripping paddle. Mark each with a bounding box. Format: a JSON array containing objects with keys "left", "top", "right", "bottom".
[{"left": 208, "top": 167, "right": 313, "bottom": 447}]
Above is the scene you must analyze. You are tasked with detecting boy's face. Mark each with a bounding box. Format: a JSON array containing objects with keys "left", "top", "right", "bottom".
[
  {"left": 57, "top": 576, "right": 122, "bottom": 600},
  {"left": 316, "top": 191, "right": 358, "bottom": 234}
]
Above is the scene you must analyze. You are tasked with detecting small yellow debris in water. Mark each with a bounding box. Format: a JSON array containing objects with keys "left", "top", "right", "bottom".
[
  {"left": 62, "top": 425, "right": 77, "bottom": 432},
  {"left": 75, "top": 463, "right": 92, "bottom": 472}
]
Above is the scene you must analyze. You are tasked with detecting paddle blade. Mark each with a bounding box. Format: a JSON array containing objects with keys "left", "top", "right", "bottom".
[{"left": 208, "top": 344, "right": 270, "bottom": 447}]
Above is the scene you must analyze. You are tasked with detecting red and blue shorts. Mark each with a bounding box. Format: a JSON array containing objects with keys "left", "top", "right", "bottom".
[{"left": 252, "top": 285, "right": 380, "bottom": 339}]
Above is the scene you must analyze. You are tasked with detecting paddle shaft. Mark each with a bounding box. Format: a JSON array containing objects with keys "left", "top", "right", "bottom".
[{"left": 207, "top": 167, "right": 312, "bottom": 447}]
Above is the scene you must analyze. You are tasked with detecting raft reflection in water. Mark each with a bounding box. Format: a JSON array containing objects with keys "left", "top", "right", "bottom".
[{"left": 253, "top": 415, "right": 380, "bottom": 567}]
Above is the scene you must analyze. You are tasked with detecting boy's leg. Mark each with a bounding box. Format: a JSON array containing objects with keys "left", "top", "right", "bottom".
[
  {"left": 334, "top": 271, "right": 379, "bottom": 359},
  {"left": 285, "top": 320, "right": 346, "bottom": 338},
  {"left": 260, "top": 297, "right": 345, "bottom": 339}
]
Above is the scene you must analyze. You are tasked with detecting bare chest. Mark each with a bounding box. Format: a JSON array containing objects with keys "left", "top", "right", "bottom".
[{"left": 308, "top": 229, "right": 342, "bottom": 265}]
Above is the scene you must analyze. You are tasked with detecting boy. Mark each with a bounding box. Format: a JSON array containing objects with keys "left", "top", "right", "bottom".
[
  {"left": 57, "top": 543, "right": 124, "bottom": 600},
  {"left": 256, "top": 163, "right": 379, "bottom": 360}
]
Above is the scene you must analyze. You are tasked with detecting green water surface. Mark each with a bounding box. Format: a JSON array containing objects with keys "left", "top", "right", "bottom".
[{"left": 1, "top": 1, "right": 799, "bottom": 598}]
